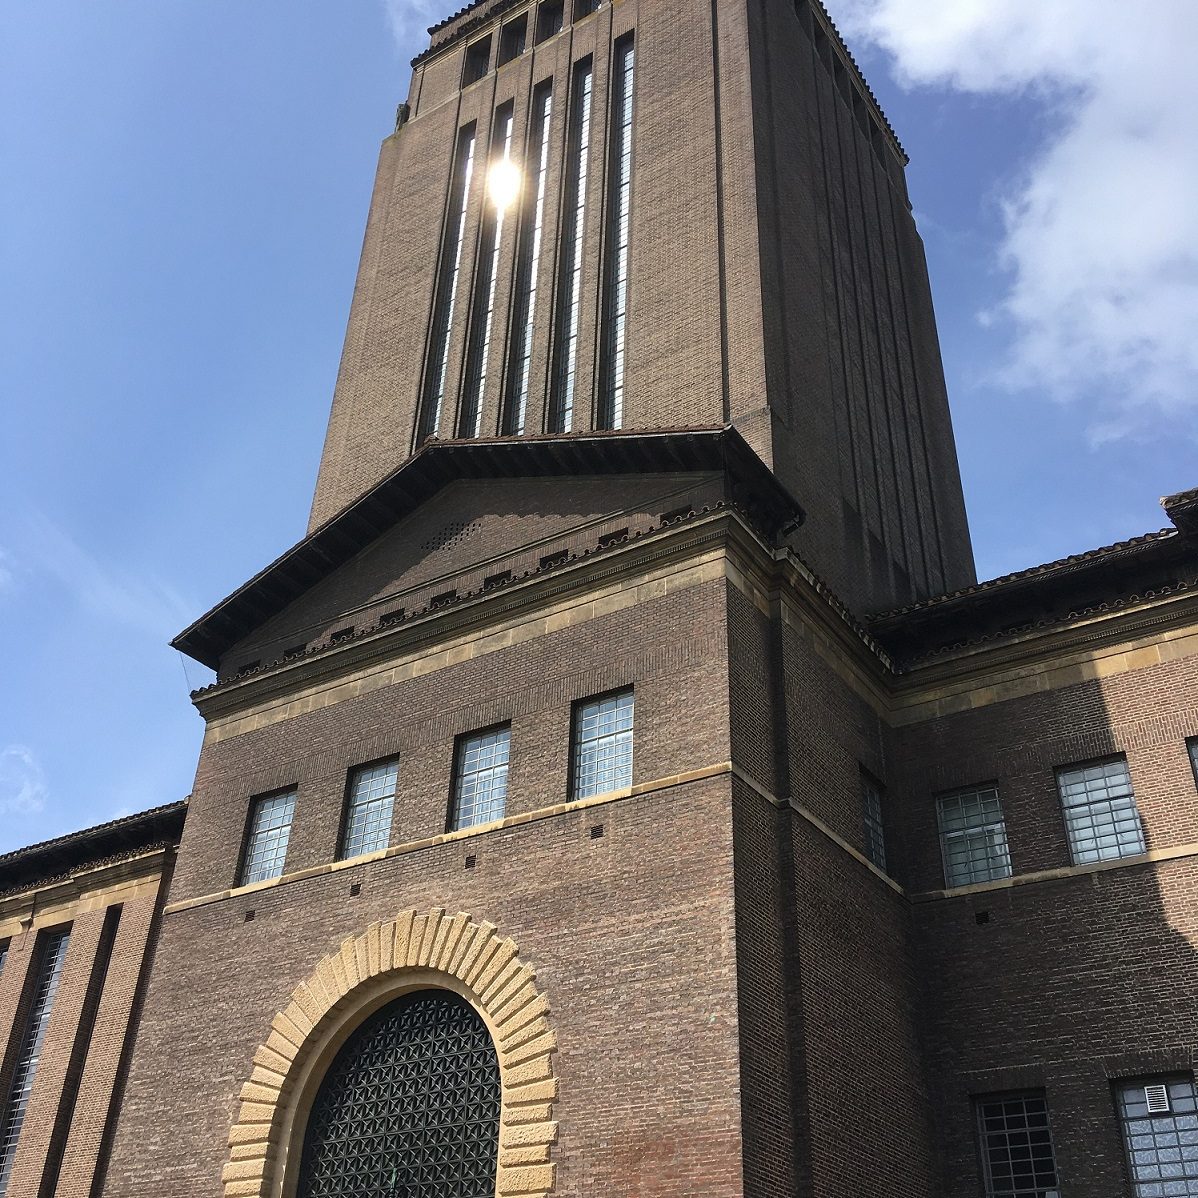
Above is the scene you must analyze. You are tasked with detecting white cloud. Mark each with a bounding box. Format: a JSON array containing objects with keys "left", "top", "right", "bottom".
[
  {"left": 832, "top": 0, "right": 1198, "bottom": 440},
  {"left": 0, "top": 746, "right": 48, "bottom": 819},
  {"left": 381, "top": 0, "right": 443, "bottom": 50}
]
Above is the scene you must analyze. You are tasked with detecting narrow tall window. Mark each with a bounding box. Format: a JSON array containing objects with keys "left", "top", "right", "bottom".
[
  {"left": 1188, "top": 737, "right": 1198, "bottom": 787},
  {"left": 598, "top": 35, "right": 634, "bottom": 429},
  {"left": 503, "top": 84, "right": 553, "bottom": 434},
  {"left": 1117, "top": 1077, "right": 1198, "bottom": 1195},
  {"left": 0, "top": 941, "right": 7, "bottom": 977},
  {"left": 0, "top": 929, "right": 71, "bottom": 1197},
  {"left": 341, "top": 759, "right": 399, "bottom": 859},
  {"left": 418, "top": 125, "right": 477, "bottom": 443},
  {"left": 548, "top": 59, "right": 593, "bottom": 433},
  {"left": 460, "top": 106, "right": 516, "bottom": 437},
  {"left": 452, "top": 726, "right": 511, "bottom": 830},
  {"left": 1057, "top": 756, "right": 1145, "bottom": 865},
  {"left": 240, "top": 789, "right": 297, "bottom": 885},
  {"left": 571, "top": 689, "right": 633, "bottom": 799},
  {"left": 937, "top": 785, "right": 1012, "bottom": 887},
  {"left": 861, "top": 772, "right": 887, "bottom": 871},
  {"left": 976, "top": 1092, "right": 1060, "bottom": 1198}
]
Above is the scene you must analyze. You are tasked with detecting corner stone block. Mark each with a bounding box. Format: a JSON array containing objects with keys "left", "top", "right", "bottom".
[
  {"left": 499, "top": 1143, "right": 551, "bottom": 1167},
  {"left": 496, "top": 1163, "right": 555, "bottom": 1195},
  {"left": 436, "top": 913, "right": 471, "bottom": 972},
  {"left": 391, "top": 910, "right": 416, "bottom": 965},
  {"left": 505, "top": 1077, "right": 558, "bottom": 1106},
  {"left": 504, "top": 1030, "right": 557, "bottom": 1069},
  {"left": 228, "top": 1122, "right": 275, "bottom": 1148},
  {"left": 253, "top": 1043, "right": 294, "bottom": 1077},
  {"left": 503, "top": 1053, "right": 553, "bottom": 1088},
  {"left": 378, "top": 919, "right": 397, "bottom": 972},
  {"left": 500, "top": 1120, "right": 558, "bottom": 1149},
  {"left": 459, "top": 921, "right": 498, "bottom": 979},
  {"left": 224, "top": 1181, "right": 267, "bottom": 1198},
  {"left": 339, "top": 938, "right": 362, "bottom": 989},
  {"left": 404, "top": 916, "right": 429, "bottom": 967},
  {"left": 222, "top": 1156, "right": 268, "bottom": 1183},
  {"left": 365, "top": 922, "right": 382, "bottom": 975},
  {"left": 239, "top": 1081, "right": 281, "bottom": 1106}
]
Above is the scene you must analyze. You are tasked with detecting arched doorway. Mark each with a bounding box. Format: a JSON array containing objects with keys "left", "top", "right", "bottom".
[{"left": 297, "top": 989, "right": 500, "bottom": 1198}]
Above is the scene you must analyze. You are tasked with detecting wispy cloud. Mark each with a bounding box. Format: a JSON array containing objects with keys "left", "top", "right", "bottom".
[
  {"left": 381, "top": 0, "right": 442, "bottom": 50},
  {"left": 0, "top": 746, "right": 48, "bottom": 820},
  {"left": 20, "top": 513, "right": 192, "bottom": 639},
  {"left": 0, "top": 548, "right": 14, "bottom": 594},
  {"left": 832, "top": 0, "right": 1198, "bottom": 442}
]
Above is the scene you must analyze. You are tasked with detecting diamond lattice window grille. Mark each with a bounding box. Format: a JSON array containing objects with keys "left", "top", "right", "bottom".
[{"left": 297, "top": 989, "right": 500, "bottom": 1198}]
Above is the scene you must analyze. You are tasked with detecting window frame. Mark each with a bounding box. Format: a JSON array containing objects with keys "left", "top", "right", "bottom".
[
  {"left": 936, "top": 782, "right": 1013, "bottom": 888},
  {"left": 1188, "top": 737, "right": 1198, "bottom": 789},
  {"left": 449, "top": 723, "right": 513, "bottom": 833},
  {"left": 338, "top": 757, "right": 400, "bottom": 861},
  {"left": 1055, "top": 754, "right": 1146, "bottom": 866},
  {"left": 1114, "top": 1074, "right": 1198, "bottom": 1195},
  {"left": 237, "top": 787, "right": 298, "bottom": 887},
  {"left": 569, "top": 687, "right": 635, "bottom": 801},
  {"left": 975, "top": 1090, "right": 1061, "bottom": 1198},
  {"left": 860, "top": 769, "right": 887, "bottom": 873}
]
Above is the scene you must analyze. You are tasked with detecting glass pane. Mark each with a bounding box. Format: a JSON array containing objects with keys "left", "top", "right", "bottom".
[
  {"left": 453, "top": 727, "right": 511, "bottom": 830},
  {"left": 977, "top": 1093, "right": 1060, "bottom": 1197},
  {"left": 572, "top": 690, "right": 633, "bottom": 799},
  {"left": 342, "top": 760, "right": 399, "bottom": 859},
  {"left": 1057, "top": 758, "right": 1145, "bottom": 864},
  {"left": 1118, "top": 1077, "right": 1198, "bottom": 1195},
  {"left": 0, "top": 930, "right": 71, "bottom": 1195},
  {"left": 862, "top": 775, "right": 886, "bottom": 871},
  {"left": 241, "top": 790, "right": 297, "bottom": 885},
  {"left": 938, "top": 786, "right": 1013, "bottom": 886}
]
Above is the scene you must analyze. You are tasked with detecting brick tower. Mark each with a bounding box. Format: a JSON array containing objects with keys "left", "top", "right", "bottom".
[
  {"left": 20, "top": 2, "right": 1186, "bottom": 1198},
  {"left": 309, "top": 0, "right": 974, "bottom": 613}
]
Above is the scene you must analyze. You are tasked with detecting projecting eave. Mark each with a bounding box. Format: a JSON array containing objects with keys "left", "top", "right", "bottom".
[{"left": 171, "top": 426, "right": 803, "bottom": 670}]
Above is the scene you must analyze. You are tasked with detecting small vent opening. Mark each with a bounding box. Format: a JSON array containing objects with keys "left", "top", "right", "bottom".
[
  {"left": 539, "top": 549, "right": 569, "bottom": 570},
  {"left": 1145, "top": 1084, "right": 1171, "bottom": 1114}
]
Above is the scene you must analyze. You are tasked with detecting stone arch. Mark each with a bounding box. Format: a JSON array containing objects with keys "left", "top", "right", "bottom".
[{"left": 222, "top": 907, "right": 558, "bottom": 1198}]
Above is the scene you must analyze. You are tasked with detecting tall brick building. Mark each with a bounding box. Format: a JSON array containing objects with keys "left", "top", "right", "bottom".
[{"left": 1, "top": 2, "right": 1196, "bottom": 1196}]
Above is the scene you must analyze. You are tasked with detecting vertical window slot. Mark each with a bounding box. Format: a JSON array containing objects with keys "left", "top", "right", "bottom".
[
  {"left": 599, "top": 35, "right": 635, "bottom": 429},
  {"left": 418, "top": 125, "right": 478, "bottom": 444},
  {"left": 548, "top": 59, "right": 594, "bottom": 433},
  {"left": 503, "top": 83, "right": 553, "bottom": 435},
  {"left": 460, "top": 105, "right": 516, "bottom": 438}
]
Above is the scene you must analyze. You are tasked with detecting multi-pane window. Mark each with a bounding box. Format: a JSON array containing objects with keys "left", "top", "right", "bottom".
[
  {"left": 1057, "top": 756, "right": 1146, "bottom": 865},
  {"left": 1117, "top": 1076, "right": 1198, "bottom": 1196},
  {"left": 0, "top": 940, "right": 7, "bottom": 977},
  {"left": 548, "top": 59, "right": 593, "bottom": 433},
  {"left": 418, "top": 124, "right": 477, "bottom": 443},
  {"left": 1188, "top": 738, "right": 1198, "bottom": 787},
  {"left": 460, "top": 105, "right": 515, "bottom": 437},
  {"left": 976, "top": 1093, "right": 1061, "bottom": 1198},
  {"left": 452, "top": 726, "right": 511, "bottom": 830},
  {"left": 861, "top": 772, "right": 887, "bottom": 872},
  {"left": 571, "top": 689, "right": 634, "bottom": 799},
  {"left": 341, "top": 760, "right": 399, "bottom": 860},
  {"left": 240, "top": 790, "right": 297, "bottom": 885},
  {"left": 504, "top": 83, "right": 553, "bottom": 434},
  {"left": 0, "top": 929, "right": 71, "bottom": 1197},
  {"left": 937, "top": 785, "right": 1012, "bottom": 887},
  {"left": 598, "top": 35, "right": 634, "bottom": 429}
]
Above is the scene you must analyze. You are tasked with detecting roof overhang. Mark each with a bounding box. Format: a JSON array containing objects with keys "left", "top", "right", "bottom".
[{"left": 171, "top": 426, "right": 803, "bottom": 670}]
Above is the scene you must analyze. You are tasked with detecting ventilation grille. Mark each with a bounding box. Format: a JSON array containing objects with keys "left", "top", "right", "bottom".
[{"left": 1145, "top": 1084, "right": 1171, "bottom": 1115}]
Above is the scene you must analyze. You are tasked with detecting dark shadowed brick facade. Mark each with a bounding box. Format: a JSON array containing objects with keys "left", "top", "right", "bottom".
[{"left": 1, "top": 2, "right": 1196, "bottom": 1197}]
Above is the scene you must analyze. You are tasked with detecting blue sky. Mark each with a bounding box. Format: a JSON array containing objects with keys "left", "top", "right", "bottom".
[{"left": 1, "top": 1, "right": 1195, "bottom": 852}]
